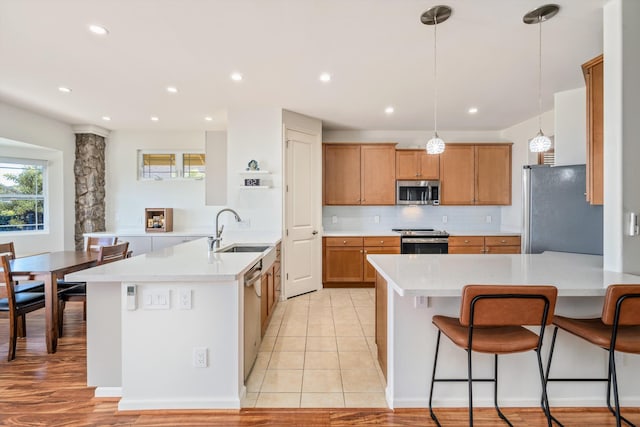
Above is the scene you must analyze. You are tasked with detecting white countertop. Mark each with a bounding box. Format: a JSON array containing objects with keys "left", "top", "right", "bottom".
[
  {"left": 367, "top": 251, "right": 640, "bottom": 297},
  {"left": 322, "top": 230, "right": 519, "bottom": 237},
  {"left": 323, "top": 230, "right": 401, "bottom": 237},
  {"left": 67, "top": 233, "right": 281, "bottom": 283}
]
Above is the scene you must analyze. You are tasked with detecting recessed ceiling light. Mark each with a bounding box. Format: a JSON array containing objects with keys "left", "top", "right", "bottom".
[
  {"left": 102, "top": 116, "right": 111, "bottom": 121},
  {"left": 88, "top": 24, "right": 109, "bottom": 36},
  {"left": 150, "top": 116, "right": 159, "bottom": 122},
  {"left": 204, "top": 116, "right": 213, "bottom": 121},
  {"left": 166, "top": 86, "right": 178, "bottom": 93},
  {"left": 468, "top": 107, "right": 479, "bottom": 114},
  {"left": 385, "top": 106, "right": 395, "bottom": 114},
  {"left": 319, "top": 72, "right": 331, "bottom": 82},
  {"left": 230, "top": 72, "right": 243, "bottom": 81},
  {"left": 58, "top": 86, "right": 72, "bottom": 93}
]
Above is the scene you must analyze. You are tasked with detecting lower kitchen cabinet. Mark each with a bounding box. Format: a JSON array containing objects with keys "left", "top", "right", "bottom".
[
  {"left": 261, "top": 242, "right": 282, "bottom": 335},
  {"left": 449, "top": 235, "right": 521, "bottom": 254},
  {"left": 323, "top": 236, "right": 400, "bottom": 286},
  {"left": 375, "top": 271, "right": 387, "bottom": 381}
]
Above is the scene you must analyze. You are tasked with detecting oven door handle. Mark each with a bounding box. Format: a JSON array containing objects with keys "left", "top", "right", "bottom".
[{"left": 402, "top": 237, "right": 449, "bottom": 244}]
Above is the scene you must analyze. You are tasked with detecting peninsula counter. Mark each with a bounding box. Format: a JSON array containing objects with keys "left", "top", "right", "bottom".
[
  {"left": 66, "top": 233, "right": 281, "bottom": 411},
  {"left": 367, "top": 251, "right": 640, "bottom": 409}
]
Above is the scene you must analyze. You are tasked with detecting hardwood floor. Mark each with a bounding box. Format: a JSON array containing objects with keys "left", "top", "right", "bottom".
[{"left": 1, "top": 303, "right": 638, "bottom": 426}]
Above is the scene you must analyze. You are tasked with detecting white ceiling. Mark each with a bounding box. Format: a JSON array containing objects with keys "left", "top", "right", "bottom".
[{"left": 0, "top": 0, "right": 605, "bottom": 132}]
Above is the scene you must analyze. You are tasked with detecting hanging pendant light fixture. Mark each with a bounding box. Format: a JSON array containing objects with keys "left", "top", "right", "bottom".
[
  {"left": 524, "top": 4, "right": 559, "bottom": 153},
  {"left": 421, "top": 5, "right": 451, "bottom": 155}
]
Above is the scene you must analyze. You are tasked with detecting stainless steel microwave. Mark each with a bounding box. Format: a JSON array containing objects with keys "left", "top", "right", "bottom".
[{"left": 396, "top": 180, "right": 440, "bottom": 205}]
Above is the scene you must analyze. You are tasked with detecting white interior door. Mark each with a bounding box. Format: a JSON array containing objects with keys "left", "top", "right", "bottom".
[{"left": 284, "top": 127, "right": 321, "bottom": 298}]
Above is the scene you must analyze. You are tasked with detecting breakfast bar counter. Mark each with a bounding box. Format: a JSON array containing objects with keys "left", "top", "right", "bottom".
[{"left": 367, "top": 252, "right": 640, "bottom": 410}]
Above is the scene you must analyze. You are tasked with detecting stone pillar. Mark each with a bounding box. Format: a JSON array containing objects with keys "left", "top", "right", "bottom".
[{"left": 72, "top": 126, "right": 109, "bottom": 250}]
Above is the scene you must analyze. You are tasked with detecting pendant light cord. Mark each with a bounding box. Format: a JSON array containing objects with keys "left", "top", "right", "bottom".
[
  {"left": 433, "top": 16, "right": 438, "bottom": 135},
  {"left": 537, "top": 17, "right": 543, "bottom": 132}
]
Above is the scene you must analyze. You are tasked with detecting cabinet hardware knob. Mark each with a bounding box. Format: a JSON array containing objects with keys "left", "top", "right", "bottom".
[
  {"left": 464, "top": 240, "right": 470, "bottom": 243},
  {"left": 501, "top": 239, "right": 506, "bottom": 243},
  {"left": 364, "top": 250, "right": 367, "bottom": 253},
  {"left": 360, "top": 249, "right": 364, "bottom": 253},
  {"left": 380, "top": 240, "right": 384, "bottom": 244},
  {"left": 343, "top": 240, "right": 347, "bottom": 244}
]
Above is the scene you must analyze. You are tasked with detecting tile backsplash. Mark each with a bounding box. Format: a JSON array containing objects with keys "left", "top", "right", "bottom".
[{"left": 322, "top": 205, "right": 503, "bottom": 233}]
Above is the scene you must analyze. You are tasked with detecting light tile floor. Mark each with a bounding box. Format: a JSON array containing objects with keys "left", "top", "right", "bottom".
[{"left": 242, "top": 288, "right": 388, "bottom": 408}]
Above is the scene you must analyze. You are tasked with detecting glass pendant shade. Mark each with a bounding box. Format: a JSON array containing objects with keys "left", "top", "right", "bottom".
[
  {"left": 529, "top": 130, "right": 552, "bottom": 153},
  {"left": 426, "top": 133, "right": 445, "bottom": 154}
]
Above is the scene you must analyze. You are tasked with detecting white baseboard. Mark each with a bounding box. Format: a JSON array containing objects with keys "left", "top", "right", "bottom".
[
  {"left": 118, "top": 397, "right": 241, "bottom": 411},
  {"left": 94, "top": 387, "right": 122, "bottom": 398},
  {"left": 392, "top": 396, "right": 640, "bottom": 408}
]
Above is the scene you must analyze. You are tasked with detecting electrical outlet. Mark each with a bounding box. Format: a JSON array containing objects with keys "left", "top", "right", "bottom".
[
  {"left": 442, "top": 215, "right": 448, "bottom": 223},
  {"left": 332, "top": 215, "right": 338, "bottom": 224},
  {"left": 414, "top": 296, "right": 429, "bottom": 308},
  {"left": 178, "top": 288, "right": 192, "bottom": 310},
  {"left": 374, "top": 215, "right": 380, "bottom": 224},
  {"left": 486, "top": 215, "right": 492, "bottom": 224},
  {"left": 193, "top": 347, "right": 208, "bottom": 368}
]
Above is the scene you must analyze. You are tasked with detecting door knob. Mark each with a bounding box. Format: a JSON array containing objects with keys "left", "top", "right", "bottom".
[{"left": 312, "top": 230, "right": 318, "bottom": 235}]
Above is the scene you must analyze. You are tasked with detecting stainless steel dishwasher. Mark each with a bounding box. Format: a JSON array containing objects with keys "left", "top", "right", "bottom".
[{"left": 243, "top": 260, "right": 262, "bottom": 381}]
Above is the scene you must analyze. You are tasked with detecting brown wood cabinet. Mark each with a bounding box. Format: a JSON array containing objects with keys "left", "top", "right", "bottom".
[
  {"left": 323, "top": 236, "right": 400, "bottom": 286},
  {"left": 439, "top": 144, "right": 512, "bottom": 206},
  {"left": 583, "top": 54, "right": 603, "bottom": 205},
  {"left": 395, "top": 150, "right": 439, "bottom": 180},
  {"left": 375, "top": 271, "right": 387, "bottom": 381},
  {"left": 323, "top": 144, "right": 396, "bottom": 205},
  {"left": 261, "top": 242, "right": 282, "bottom": 336},
  {"left": 448, "top": 235, "right": 521, "bottom": 254}
]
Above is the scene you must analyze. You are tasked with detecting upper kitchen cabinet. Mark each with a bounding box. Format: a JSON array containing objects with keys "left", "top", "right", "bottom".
[
  {"left": 440, "top": 143, "right": 512, "bottom": 205},
  {"left": 323, "top": 143, "right": 396, "bottom": 205},
  {"left": 582, "top": 54, "right": 603, "bottom": 205},
  {"left": 395, "top": 150, "right": 439, "bottom": 180}
]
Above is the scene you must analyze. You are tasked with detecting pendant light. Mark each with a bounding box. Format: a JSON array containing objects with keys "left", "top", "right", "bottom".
[
  {"left": 524, "top": 4, "right": 559, "bottom": 153},
  {"left": 421, "top": 5, "right": 451, "bottom": 155}
]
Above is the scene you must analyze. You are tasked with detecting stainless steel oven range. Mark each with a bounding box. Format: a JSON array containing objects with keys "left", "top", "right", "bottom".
[{"left": 392, "top": 228, "right": 449, "bottom": 254}]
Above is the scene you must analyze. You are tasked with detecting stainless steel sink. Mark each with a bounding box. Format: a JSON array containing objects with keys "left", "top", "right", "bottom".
[{"left": 218, "top": 245, "right": 270, "bottom": 253}]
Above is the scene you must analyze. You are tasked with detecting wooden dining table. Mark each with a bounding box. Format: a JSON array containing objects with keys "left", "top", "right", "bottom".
[{"left": 9, "top": 251, "right": 99, "bottom": 353}]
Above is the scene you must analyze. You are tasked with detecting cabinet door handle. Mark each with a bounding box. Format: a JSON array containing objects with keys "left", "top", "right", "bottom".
[{"left": 500, "top": 239, "right": 506, "bottom": 243}]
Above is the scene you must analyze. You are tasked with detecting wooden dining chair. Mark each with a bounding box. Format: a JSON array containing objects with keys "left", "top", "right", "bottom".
[
  {"left": 0, "top": 242, "right": 45, "bottom": 293},
  {"left": 58, "top": 241, "right": 129, "bottom": 337},
  {"left": 0, "top": 255, "right": 46, "bottom": 361},
  {"left": 428, "top": 284, "right": 558, "bottom": 427},
  {"left": 57, "top": 237, "right": 119, "bottom": 336},
  {"left": 545, "top": 284, "right": 640, "bottom": 427}
]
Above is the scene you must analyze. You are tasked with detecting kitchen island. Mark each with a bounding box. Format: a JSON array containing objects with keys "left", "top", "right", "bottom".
[
  {"left": 66, "top": 232, "right": 280, "bottom": 411},
  {"left": 367, "top": 252, "right": 640, "bottom": 410}
]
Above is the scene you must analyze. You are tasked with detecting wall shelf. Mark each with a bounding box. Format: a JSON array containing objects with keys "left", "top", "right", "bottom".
[
  {"left": 239, "top": 170, "right": 271, "bottom": 175},
  {"left": 239, "top": 185, "right": 270, "bottom": 189}
]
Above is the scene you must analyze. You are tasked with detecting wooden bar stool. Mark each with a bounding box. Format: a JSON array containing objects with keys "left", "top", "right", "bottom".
[
  {"left": 429, "top": 284, "right": 558, "bottom": 426},
  {"left": 545, "top": 284, "right": 640, "bottom": 427}
]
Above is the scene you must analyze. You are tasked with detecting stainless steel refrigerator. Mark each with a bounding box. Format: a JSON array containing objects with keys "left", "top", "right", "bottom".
[{"left": 522, "top": 164, "right": 603, "bottom": 255}]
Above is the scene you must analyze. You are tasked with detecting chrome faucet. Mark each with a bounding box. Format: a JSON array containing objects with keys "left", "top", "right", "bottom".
[{"left": 212, "top": 208, "right": 242, "bottom": 249}]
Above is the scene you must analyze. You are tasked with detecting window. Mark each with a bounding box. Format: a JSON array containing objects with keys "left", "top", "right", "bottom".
[
  {"left": 0, "top": 157, "right": 47, "bottom": 232},
  {"left": 138, "top": 150, "right": 205, "bottom": 180}
]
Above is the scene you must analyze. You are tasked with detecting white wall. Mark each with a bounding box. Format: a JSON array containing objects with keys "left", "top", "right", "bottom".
[
  {"left": 105, "top": 130, "right": 220, "bottom": 233},
  {"left": 226, "top": 108, "right": 283, "bottom": 232},
  {"left": 0, "top": 102, "right": 75, "bottom": 254},
  {"left": 499, "top": 110, "right": 555, "bottom": 232},
  {"left": 603, "top": 0, "right": 640, "bottom": 273},
  {"left": 554, "top": 88, "right": 587, "bottom": 166}
]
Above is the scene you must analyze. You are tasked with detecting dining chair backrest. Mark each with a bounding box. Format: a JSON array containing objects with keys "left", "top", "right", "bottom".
[
  {"left": 85, "top": 236, "right": 118, "bottom": 253},
  {"left": 1, "top": 255, "right": 18, "bottom": 308},
  {"left": 0, "top": 242, "right": 16, "bottom": 260},
  {"left": 601, "top": 284, "right": 640, "bottom": 326},
  {"left": 459, "top": 284, "right": 558, "bottom": 327},
  {"left": 97, "top": 242, "right": 129, "bottom": 265}
]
